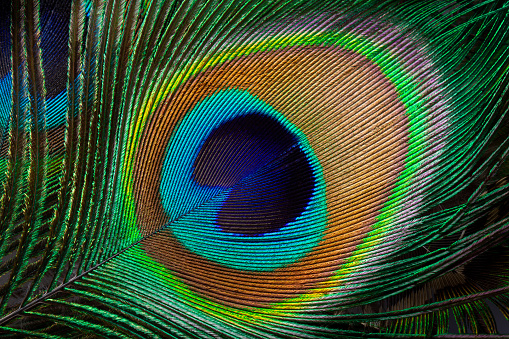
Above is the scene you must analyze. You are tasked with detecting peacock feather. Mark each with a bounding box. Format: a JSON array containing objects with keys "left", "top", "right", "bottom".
[{"left": 1, "top": 0, "right": 509, "bottom": 337}]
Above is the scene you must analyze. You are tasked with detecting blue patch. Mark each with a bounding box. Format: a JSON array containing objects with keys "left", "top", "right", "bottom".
[{"left": 160, "top": 89, "right": 327, "bottom": 271}]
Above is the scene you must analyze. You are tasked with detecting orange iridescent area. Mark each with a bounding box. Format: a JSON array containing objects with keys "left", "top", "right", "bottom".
[{"left": 133, "top": 45, "right": 408, "bottom": 307}]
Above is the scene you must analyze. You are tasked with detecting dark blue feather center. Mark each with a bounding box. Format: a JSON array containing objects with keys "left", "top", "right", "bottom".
[{"left": 192, "top": 113, "right": 315, "bottom": 236}]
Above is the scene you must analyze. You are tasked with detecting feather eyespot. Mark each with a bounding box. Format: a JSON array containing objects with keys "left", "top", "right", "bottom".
[{"left": 131, "top": 35, "right": 422, "bottom": 309}]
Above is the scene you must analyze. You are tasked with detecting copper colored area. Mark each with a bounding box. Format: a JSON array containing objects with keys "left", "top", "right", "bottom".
[{"left": 134, "top": 45, "right": 408, "bottom": 307}]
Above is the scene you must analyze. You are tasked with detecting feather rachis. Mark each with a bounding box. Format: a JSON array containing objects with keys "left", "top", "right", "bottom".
[{"left": 22, "top": 0, "right": 88, "bottom": 306}]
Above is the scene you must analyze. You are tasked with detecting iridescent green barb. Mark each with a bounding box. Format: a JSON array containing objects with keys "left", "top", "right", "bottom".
[{"left": 0, "top": 0, "right": 508, "bottom": 337}]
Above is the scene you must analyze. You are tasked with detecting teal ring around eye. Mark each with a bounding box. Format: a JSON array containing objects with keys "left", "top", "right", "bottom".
[{"left": 159, "top": 89, "right": 328, "bottom": 271}]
